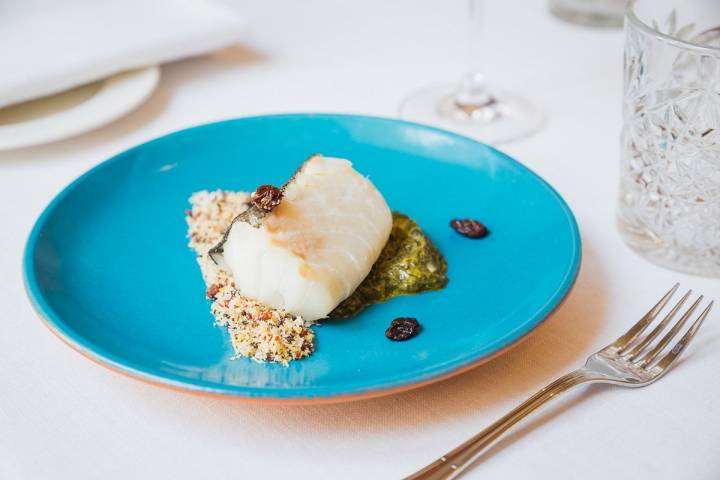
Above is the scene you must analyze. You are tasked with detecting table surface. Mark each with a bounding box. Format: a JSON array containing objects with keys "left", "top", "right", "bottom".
[{"left": 1, "top": 1, "right": 718, "bottom": 479}]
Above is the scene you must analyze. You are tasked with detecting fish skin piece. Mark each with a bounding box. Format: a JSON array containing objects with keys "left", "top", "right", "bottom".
[{"left": 219, "top": 155, "right": 393, "bottom": 321}]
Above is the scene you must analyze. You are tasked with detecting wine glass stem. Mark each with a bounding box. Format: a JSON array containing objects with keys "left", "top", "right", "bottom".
[{"left": 455, "top": 0, "right": 493, "bottom": 108}]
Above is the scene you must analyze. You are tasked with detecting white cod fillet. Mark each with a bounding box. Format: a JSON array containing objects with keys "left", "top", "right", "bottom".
[{"left": 212, "top": 155, "right": 392, "bottom": 321}]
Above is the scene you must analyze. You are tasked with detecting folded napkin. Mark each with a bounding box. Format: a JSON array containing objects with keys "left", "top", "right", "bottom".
[{"left": 0, "top": 0, "right": 245, "bottom": 109}]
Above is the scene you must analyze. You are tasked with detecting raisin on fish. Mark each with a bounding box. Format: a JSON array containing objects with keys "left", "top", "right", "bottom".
[
  {"left": 251, "top": 184, "right": 283, "bottom": 211},
  {"left": 449, "top": 219, "right": 489, "bottom": 239},
  {"left": 385, "top": 317, "right": 421, "bottom": 341}
]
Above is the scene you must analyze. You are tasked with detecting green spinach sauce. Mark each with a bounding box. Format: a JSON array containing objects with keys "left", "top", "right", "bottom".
[{"left": 330, "top": 212, "right": 448, "bottom": 318}]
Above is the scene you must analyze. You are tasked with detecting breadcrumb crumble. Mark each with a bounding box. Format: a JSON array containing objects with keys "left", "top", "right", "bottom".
[{"left": 186, "top": 190, "right": 315, "bottom": 366}]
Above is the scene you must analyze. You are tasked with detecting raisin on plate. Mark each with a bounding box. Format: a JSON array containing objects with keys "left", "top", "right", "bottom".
[
  {"left": 450, "top": 218, "right": 489, "bottom": 239},
  {"left": 385, "top": 317, "right": 421, "bottom": 341}
]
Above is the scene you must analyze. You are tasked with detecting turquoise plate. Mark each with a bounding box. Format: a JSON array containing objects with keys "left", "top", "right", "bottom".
[{"left": 24, "top": 114, "right": 580, "bottom": 404}]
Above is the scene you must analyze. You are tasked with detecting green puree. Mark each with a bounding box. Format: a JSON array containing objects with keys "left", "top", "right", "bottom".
[{"left": 330, "top": 212, "right": 448, "bottom": 319}]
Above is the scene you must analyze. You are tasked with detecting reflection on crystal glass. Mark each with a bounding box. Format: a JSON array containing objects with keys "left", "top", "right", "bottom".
[{"left": 618, "top": 0, "right": 720, "bottom": 277}]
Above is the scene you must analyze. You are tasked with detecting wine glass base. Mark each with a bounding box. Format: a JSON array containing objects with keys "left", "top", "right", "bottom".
[
  {"left": 549, "top": 1, "right": 624, "bottom": 28},
  {"left": 398, "top": 84, "right": 544, "bottom": 144}
]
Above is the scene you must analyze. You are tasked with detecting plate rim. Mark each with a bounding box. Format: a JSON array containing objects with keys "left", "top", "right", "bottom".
[{"left": 23, "top": 113, "right": 582, "bottom": 404}]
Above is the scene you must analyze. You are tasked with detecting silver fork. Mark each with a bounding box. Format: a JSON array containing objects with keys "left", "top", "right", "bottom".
[{"left": 406, "top": 284, "right": 713, "bottom": 480}]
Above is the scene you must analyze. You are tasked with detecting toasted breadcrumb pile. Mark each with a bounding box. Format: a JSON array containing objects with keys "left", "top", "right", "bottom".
[{"left": 186, "top": 190, "right": 315, "bottom": 366}]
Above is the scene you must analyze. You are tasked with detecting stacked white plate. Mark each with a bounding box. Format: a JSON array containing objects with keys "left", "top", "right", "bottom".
[{"left": 0, "top": 67, "right": 160, "bottom": 150}]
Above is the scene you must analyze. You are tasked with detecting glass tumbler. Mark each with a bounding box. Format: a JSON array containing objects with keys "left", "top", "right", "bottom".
[{"left": 618, "top": 0, "right": 720, "bottom": 276}]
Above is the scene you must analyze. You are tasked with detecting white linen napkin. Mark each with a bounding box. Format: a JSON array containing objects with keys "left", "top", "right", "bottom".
[{"left": 0, "top": 0, "right": 245, "bottom": 109}]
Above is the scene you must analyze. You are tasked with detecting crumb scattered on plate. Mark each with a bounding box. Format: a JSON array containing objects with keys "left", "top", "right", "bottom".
[{"left": 186, "top": 190, "right": 315, "bottom": 366}]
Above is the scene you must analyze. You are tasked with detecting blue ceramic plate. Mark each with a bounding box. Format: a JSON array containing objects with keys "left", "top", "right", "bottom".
[{"left": 24, "top": 114, "right": 580, "bottom": 404}]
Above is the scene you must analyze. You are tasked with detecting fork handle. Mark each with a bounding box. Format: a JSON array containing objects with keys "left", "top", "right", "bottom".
[{"left": 405, "top": 369, "right": 592, "bottom": 480}]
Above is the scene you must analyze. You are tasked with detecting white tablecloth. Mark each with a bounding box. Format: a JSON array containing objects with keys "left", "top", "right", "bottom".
[{"left": 1, "top": 1, "right": 718, "bottom": 479}]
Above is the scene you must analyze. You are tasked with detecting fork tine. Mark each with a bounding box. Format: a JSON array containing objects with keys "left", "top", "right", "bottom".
[
  {"left": 638, "top": 295, "right": 704, "bottom": 368},
  {"left": 651, "top": 301, "right": 713, "bottom": 372},
  {"left": 626, "top": 289, "right": 692, "bottom": 359},
  {"left": 611, "top": 283, "right": 679, "bottom": 350}
]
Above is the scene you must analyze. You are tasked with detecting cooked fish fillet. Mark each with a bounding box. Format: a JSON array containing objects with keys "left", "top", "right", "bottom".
[{"left": 211, "top": 155, "right": 392, "bottom": 321}]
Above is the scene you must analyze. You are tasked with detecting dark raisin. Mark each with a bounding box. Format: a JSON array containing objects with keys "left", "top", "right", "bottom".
[
  {"left": 385, "top": 317, "right": 421, "bottom": 341},
  {"left": 206, "top": 284, "right": 221, "bottom": 299},
  {"left": 450, "top": 218, "right": 489, "bottom": 238},
  {"left": 251, "top": 184, "right": 283, "bottom": 211}
]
